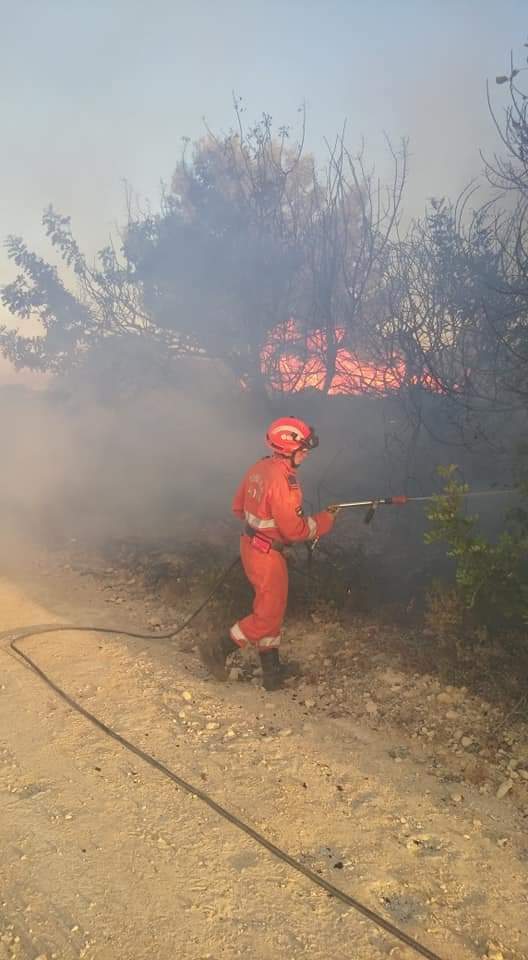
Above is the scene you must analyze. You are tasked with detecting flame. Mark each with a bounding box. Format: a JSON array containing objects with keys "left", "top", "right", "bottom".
[{"left": 261, "top": 320, "right": 442, "bottom": 395}]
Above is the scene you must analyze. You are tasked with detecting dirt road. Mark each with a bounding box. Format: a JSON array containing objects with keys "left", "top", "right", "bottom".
[{"left": 1, "top": 566, "right": 527, "bottom": 960}]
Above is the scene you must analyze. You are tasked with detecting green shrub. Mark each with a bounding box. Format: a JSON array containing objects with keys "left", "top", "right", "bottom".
[{"left": 425, "top": 465, "right": 528, "bottom": 631}]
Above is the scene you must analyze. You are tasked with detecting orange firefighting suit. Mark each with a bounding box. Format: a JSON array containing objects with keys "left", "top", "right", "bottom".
[{"left": 230, "top": 455, "right": 334, "bottom": 651}]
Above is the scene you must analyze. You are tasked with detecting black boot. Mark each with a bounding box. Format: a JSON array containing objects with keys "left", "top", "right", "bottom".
[
  {"left": 199, "top": 635, "right": 238, "bottom": 681},
  {"left": 259, "top": 648, "right": 283, "bottom": 691}
]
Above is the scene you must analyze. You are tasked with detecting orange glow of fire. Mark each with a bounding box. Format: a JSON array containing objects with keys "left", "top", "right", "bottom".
[{"left": 261, "top": 321, "right": 442, "bottom": 396}]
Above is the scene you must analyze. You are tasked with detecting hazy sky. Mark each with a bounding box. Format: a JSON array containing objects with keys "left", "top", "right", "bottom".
[{"left": 0, "top": 0, "right": 526, "bottom": 345}]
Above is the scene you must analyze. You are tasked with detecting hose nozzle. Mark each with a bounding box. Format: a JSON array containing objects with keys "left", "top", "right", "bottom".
[{"left": 364, "top": 501, "right": 378, "bottom": 524}]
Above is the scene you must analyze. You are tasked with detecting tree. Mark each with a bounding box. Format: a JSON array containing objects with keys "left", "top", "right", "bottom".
[
  {"left": 126, "top": 109, "right": 314, "bottom": 398},
  {"left": 1, "top": 207, "right": 176, "bottom": 378},
  {"left": 482, "top": 52, "right": 528, "bottom": 407},
  {"left": 1, "top": 106, "right": 408, "bottom": 402},
  {"left": 258, "top": 133, "right": 408, "bottom": 396},
  {"left": 379, "top": 39, "right": 528, "bottom": 445},
  {"left": 1, "top": 110, "right": 316, "bottom": 398}
]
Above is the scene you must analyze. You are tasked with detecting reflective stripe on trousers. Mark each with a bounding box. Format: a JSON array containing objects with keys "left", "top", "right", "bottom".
[{"left": 230, "top": 621, "right": 280, "bottom": 650}]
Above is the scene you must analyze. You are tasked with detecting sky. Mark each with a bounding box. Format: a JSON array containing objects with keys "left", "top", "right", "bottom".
[{"left": 0, "top": 0, "right": 526, "bottom": 376}]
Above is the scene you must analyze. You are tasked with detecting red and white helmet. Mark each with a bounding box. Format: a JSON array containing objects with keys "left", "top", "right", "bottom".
[{"left": 266, "top": 417, "right": 319, "bottom": 456}]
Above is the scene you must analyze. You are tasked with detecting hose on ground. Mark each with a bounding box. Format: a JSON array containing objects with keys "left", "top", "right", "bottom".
[{"left": 3, "top": 554, "right": 445, "bottom": 960}]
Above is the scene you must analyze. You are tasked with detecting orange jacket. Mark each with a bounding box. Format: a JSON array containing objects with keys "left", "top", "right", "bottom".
[{"left": 232, "top": 455, "right": 334, "bottom": 543}]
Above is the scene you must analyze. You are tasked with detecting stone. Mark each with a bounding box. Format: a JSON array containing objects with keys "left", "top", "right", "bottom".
[
  {"left": 437, "top": 692, "right": 453, "bottom": 704},
  {"left": 485, "top": 944, "right": 504, "bottom": 960},
  {"left": 182, "top": 691, "right": 193, "bottom": 702},
  {"left": 496, "top": 779, "right": 513, "bottom": 799}
]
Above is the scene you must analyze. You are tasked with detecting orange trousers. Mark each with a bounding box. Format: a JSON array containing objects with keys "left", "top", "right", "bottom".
[{"left": 230, "top": 535, "right": 288, "bottom": 651}]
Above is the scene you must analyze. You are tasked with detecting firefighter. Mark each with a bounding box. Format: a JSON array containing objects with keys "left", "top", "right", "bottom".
[{"left": 200, "top": 417, "right": 336, "bottom": 690}]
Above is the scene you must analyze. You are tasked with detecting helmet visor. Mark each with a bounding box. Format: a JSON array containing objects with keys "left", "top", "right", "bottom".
[{"left": 301, "top": 427, "right": 319, "bottom": 450}]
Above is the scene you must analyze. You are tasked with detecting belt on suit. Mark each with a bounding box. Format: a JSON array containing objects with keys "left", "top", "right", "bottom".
[{"left": 244, "top": 524, "right": 285, "bottom": 553}]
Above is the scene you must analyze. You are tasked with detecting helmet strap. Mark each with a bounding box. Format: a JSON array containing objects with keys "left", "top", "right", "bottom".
[{"left": 273, "top": 450, "right": 300, "bottom": 468}]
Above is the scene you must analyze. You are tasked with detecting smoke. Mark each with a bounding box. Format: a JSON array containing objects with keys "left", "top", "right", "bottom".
[
  {"left": 0, "top": 351, "right": 520, "bottom": 610},
  {"left": 0, "top": 371, "right": 263, "bottom": 552}
]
